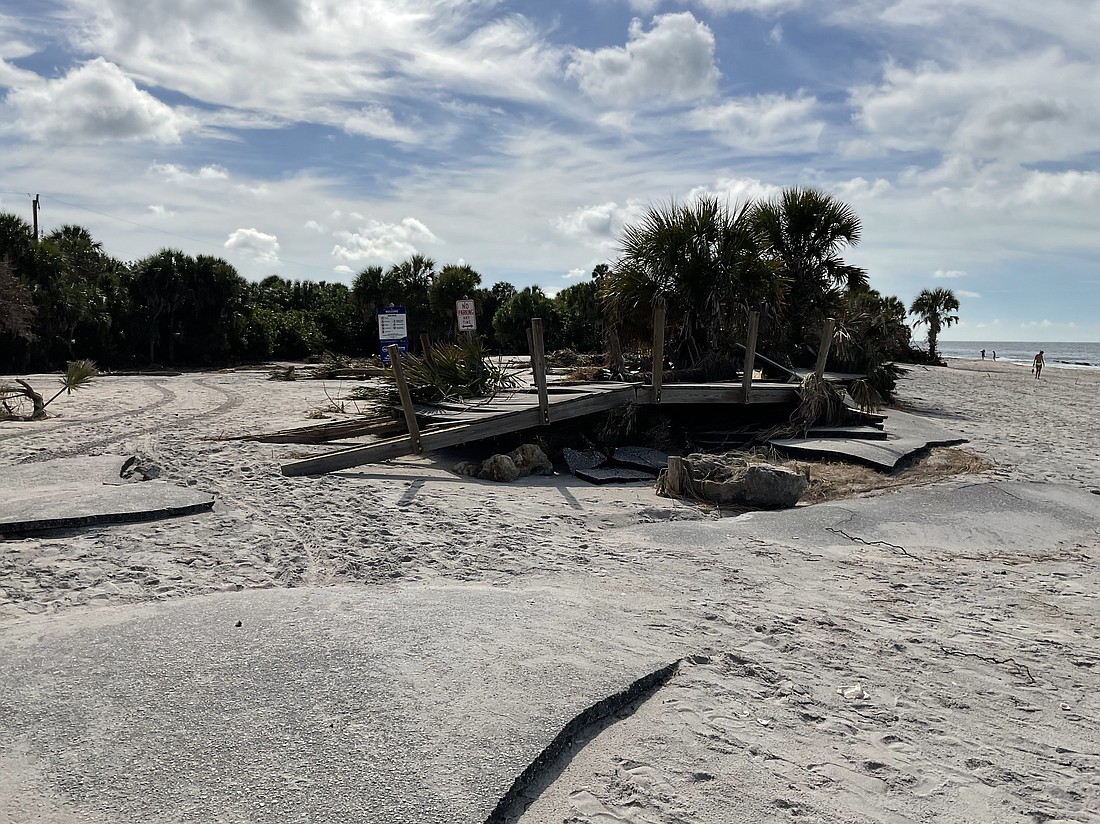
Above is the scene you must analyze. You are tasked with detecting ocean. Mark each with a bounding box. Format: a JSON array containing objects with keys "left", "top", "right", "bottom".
[{"left": 937, "top": 341, "right": 1100, "bottom": 371}]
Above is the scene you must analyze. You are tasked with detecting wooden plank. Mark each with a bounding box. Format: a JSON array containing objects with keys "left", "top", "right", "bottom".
[
  {"left": 531, "top": 318, "right": 550, "bottom": 424},
  {"left": 282, "top": 385, "right": 640, "bottom": 476},
  {"left": 741, "top": 310, "right": 759, "bottom": 404},
  {"left": 659, "top": 385, "right": 797, "bottom": 405},
  {"left": 651, "top": 300, "right": 666, "bottom": 403},
  {"left": 389, "top": 344, "right": 423, "bottom": 454},
  {"left": 734, "top": 343, "right": 797, "bottom": 381},
  {"left": 813, "top": 318, "right": 835, "bottom": 379}
]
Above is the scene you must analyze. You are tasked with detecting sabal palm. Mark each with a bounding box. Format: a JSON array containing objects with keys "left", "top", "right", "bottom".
[
  {"left": 910, "top": 287, "right": 960, "bottom": 360},
  {"left": 752, "top": 187, "right": 867, "bottom": 353},
  {"left": 604, "top": 196, "right": 782, "bottom": 365}
]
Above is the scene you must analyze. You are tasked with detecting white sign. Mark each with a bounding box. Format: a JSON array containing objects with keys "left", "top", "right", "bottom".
[
  {"left": 455, "top": 299, "right": 477, "bottom": 332},
  {"left": 377, "top": 308, "right": 408, "bottom": 340}
]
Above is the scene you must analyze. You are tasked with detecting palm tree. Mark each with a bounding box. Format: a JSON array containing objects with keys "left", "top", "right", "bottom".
[
  {"left": 603, "top": 195, "right": 781, "bottom": 366},
  {"left": 909, "top": 287, "right": 960, "bottom": 361},
  {"left": 752, "top": 187, "right": 867, "bottom": 359}
]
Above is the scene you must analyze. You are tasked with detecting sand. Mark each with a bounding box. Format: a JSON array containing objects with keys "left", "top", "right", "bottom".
[{"left": 1, "top": 359, "right": 1098, "bottom": 822}]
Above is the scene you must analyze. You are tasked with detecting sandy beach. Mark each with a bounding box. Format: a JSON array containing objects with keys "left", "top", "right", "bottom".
[{"left": 2, "top": 360, "right": 1098, "bottom": 822}]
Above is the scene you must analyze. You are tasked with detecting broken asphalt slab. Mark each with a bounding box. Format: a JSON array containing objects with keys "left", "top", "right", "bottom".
[
  {"left": 617, "top": 479, "right": 1100, "bottom": 560},
  {"left": 769, "top": 409, "right": 967, "bottom": 470},
  {"left": 0, "top": 455, "right": 213, "bottom": 535},
  {"left": 0, "top": 584, "right": 682, "bottom": 824}
]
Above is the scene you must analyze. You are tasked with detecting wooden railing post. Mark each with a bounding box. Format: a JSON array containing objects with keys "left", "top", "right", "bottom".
[
  {"left": 388, "top": 343, "right": 422, "bottom": 454},
  {"left": 741, "top": 310, "right": 759, "bottom": 403},
  {"left": 651, "top": 299, "right": 666, "bottom": 403},
  {"left": 813, "top": 318, "right": 836, "bottom": 379},
  {"left": 531, "top": 318, "right": 550, "bottom": 425}
]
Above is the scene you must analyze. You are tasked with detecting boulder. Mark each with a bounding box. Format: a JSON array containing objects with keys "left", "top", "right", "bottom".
[
  {"left": 478, "top": 454, "right": 520, "bottom": 482},
  {"left": 658, "top": 454, "right": 807, "bottom": 509},
  {"left": 508, "top": 443, "right": 554, "bottom": 476},
  {"left": 453, "top": 443, "right": 554, "bottom": 483}
]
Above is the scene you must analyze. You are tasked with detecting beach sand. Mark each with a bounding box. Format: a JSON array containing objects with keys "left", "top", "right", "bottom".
[{"left": 1, "top": 361, "right": 1098, "bottom": 822}]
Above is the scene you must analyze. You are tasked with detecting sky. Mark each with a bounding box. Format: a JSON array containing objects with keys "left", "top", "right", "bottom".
[{"left": 1, "top": 0, "right": 1098, "bottom": 343}]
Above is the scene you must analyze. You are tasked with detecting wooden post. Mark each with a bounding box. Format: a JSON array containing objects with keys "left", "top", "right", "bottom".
[
  {"left": 651, "top": 300, "right": 666, "bottom": 403},
  {"left": 741, "top": 310, "right": 760, "bottom": 403},
  {"left": 813, "top": 318, "right": 835, "bottom": 379},
  {"left": 608, "top": 324, "right": 624, "bottom": 377},
  {"left": 388, "top": 343, "right": 422, "bottom": 454},
  {"left": 531, "top": 318, "right": 550, "bottom": 425},
  {"left": 419, "top": 333, "right": 431, "bottom": 359}
]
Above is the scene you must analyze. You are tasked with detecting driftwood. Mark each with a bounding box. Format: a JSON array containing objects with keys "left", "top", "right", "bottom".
[{"left": 0, "top": 380, "right": 47, "bottom": 421}]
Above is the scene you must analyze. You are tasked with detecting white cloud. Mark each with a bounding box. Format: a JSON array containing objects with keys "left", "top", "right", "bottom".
[
  {"left": 933, "top": 269, "right": 966, "bottom": 279},
  {"left": 224, "top": 228, "right": 280, "bottom": 264},
  {"left": 341, "top": 105, "right": 420, "bottom": 144},
  {"left": 567, "top": 13, "right": 719, "bottom": 106},
  {"left": 1021, "top": 319, "right": 1055, "bottom": 329},
  {"left": 3, "top": 58, "right": 194, "bottom": 144},
  {"left": 956, "top": 289, "right": 981, "bottom": 298},
  {"left": 149, "top": 162, "right": 229, "bottom": 185},
  {"left": 688, "top": 93, "right": 821, "bottom": 153},
  {"left": 565, "top": 268, "right": 588, "bottom": 279},
  {"left": 682, "top": 0, "right": 803, "bottom": 12},
  {"left": 331, "top": 217, "right": 439, "bottom": 264},
  {"left": 147, "top": 204, "right": 173, "bottom": 217},
  {"left": 553, "top": 201, "right": 642, "bottom": 248},
  {"left": 851, "top": 50, "right": 1100, "bottom": 165}
]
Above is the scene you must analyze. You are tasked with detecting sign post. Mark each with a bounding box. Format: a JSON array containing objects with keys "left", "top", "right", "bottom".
[
  {"left": 377, "top": 306, "right": 408, "bottom": 363},
  {"left": 455, "top": 299, "right": 477, "bottom": 334}
]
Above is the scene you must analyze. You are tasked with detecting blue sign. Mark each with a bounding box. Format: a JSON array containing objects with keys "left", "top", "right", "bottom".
[{"left": 377, "top": 306, "right": 408, "bottom": 362}]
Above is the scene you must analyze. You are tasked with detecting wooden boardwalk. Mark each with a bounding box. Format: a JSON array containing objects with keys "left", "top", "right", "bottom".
[{"left": 281, "top": 381, "right": 798, "bottom": 476}]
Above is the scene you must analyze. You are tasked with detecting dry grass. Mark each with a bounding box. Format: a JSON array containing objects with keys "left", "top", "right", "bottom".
[{"left": 790, "top": 447, "right": 991, "bottom": 504}]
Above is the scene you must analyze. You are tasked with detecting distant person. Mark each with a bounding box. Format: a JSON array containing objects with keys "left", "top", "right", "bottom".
[
  {"left": 981, "top": 349, "right": 986, "bottom": 360},
  {"left": 1033, "top": 350, "right": 1044, "bottom": 379},
  {"left": 992, "top": 350, "right": 997, "bottom": 361}
]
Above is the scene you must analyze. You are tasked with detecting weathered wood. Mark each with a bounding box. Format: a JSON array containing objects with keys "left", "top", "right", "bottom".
[
  {"left": 733, "top": 343, "right": 798, "bottom": 382},
  {"left": 608, "top": 324, "right": 625, "bottom": 377},
  {"left": 814, "top": 318, "right": 836, "bottom": 379},
  {"left": 531, "top": 317, "right": 550, "bottom": 425},
  {"left": 389, "top": 344, "right": 422, "bottom": 454},
  {"left": 651, "top": 300, "right": 666, "bottom": 403},
  {"left": 282, "top": 385, "right": 642, "bottom": 475},
  {"left": 657, "top": 383, "right": 796, "bottom": 405},
  {"left": 741, "top": 310, "right": 760, "bottom": 404}
]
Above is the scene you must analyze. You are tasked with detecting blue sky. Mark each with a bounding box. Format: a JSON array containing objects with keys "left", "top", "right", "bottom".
[{"left": 1, "top": 0, "right": 1098, "bottom": 342}]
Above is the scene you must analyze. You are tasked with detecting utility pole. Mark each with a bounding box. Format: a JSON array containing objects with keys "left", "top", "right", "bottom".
[{"left": 31, "top": 194, "right": 40, "bottom": 242}]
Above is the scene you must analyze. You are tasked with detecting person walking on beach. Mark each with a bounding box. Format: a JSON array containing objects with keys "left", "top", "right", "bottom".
[
  {"left": 1033, "top": 350, "right": 1044, "bottom": 379},
  {"left": 992, "top": 350, "right": 997, "bottom": 361},
  {"left": 981, "top": 349, "right": 986, "bottom": 360}
]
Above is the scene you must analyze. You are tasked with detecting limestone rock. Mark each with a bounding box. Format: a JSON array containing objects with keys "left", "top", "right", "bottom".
[
  {"left": 478, "top": 454, "right": 520, "bottom": 482},
  {"left": 738, "top": 465, "right": 808, "bottom": 508},
  {"left": 454, "top": 443, "right": 554, "bottom": 483},
  {"left": 508, "top": 443, "right": 554, "bottom": 476},
  {"left": 658, "top": 454, "right": 807, "bottom": 509}
]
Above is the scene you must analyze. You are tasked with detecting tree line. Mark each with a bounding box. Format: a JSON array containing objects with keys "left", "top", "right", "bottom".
[
  {"left": 1, "top": 189, "right": 958, "bottom": 394},
  {"left": 0, "top": 214, "right": 601, "bottom": 372}
]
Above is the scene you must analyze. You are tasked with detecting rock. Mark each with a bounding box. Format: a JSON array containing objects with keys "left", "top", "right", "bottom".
[
  {"left": 658, "top": 455, "right": 807, "bottom": 509},
  {"left": 477, "top": 454, "right": 520, "bottom": 482},
  {"left": 739, "top": 465, "right": 809, "bottom": 509},
  {"left": 507, "top": 443, "right": 554, "bottom": 476},
  {"left": 452, "top": 461, "right": 481, "bottom": 477},
  {"left": 455, "top": 444, "right": 553, "bottom": 483}
]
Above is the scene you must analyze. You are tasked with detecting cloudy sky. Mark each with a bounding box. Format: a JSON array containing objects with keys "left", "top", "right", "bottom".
[{"left": 2, "top": 0, "right": 1098, "bottom": 342}]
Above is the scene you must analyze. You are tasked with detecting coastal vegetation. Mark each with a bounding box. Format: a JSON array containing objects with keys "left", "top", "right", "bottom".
[{"left": 1, "top": 190, "right": 944, "bottom": 392}]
